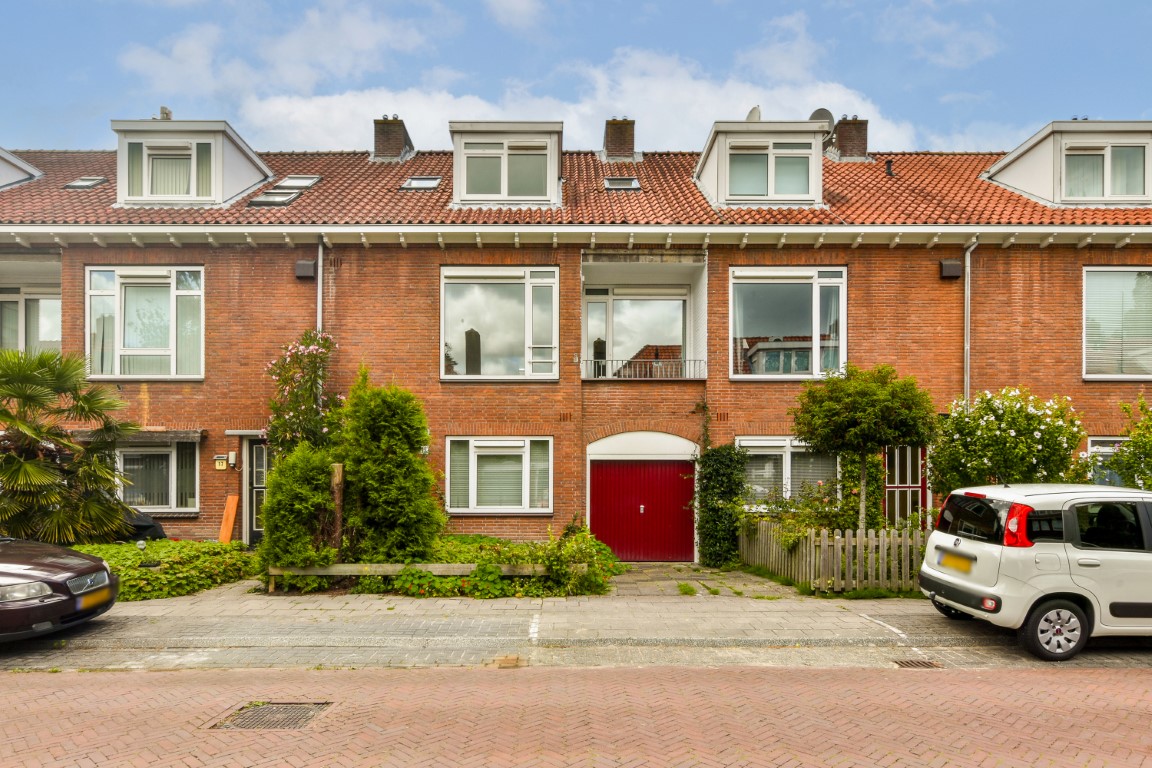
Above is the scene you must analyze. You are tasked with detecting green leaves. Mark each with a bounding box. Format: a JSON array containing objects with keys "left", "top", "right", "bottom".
[{"left": 695, "top": 443, "right": 748, "bottom": 567}]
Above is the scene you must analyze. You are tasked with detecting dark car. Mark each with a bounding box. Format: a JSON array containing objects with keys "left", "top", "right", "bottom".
[{"left": 0, "top": 536, "right": 119, "bottom": 642}]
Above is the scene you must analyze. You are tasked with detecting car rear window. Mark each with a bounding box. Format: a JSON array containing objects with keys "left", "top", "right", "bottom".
[{"left": 936, "top": 494, "right": 1009, "bottom": 542}]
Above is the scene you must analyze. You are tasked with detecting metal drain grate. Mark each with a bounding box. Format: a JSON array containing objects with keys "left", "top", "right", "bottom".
[
  {"left": 894, "top": 659, "right": 942, "bottom": 669},
  {"left": 212, "top": 702, "right": 331, "bottom": 730}
]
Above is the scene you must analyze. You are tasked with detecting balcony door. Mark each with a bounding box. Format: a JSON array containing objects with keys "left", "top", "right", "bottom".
[{"left": 584, "top": 288, "right": 686, "bottom": 378}]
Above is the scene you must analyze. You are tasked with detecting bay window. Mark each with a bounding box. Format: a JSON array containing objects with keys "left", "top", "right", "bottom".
[
  {"left": 731, "top": 268, "right": 845, "bottom": 377},
  {"left": 441, "top": 267, "right": 557, "bottom": 379},
  {"left": 87, "top": 267, "right": 204, "bottom": 378},
  {"left": 446, "top": 437, "right": 552, "bottom": 514},
  {"left": 1084, "top": 268, "right": 1152, "bottom": 378}
]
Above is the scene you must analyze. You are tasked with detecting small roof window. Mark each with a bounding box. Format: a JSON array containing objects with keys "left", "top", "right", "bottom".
[
  {"left": 604, "top": 176, "right": 640, "bottom": 190},
  {"left": 401, "top": 176, "right": 442, "bottom": 190},
  {"left": 64, "top": 176, "right": 108, "bottom": 189},
  {"left": 248, "top": 175, "right": 321, "bottom": 206}
]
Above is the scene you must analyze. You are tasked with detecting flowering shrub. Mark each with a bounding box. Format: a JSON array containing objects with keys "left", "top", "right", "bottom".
[
  {"left": 265, "top": 330, "right": 338, "bottom": 456},
  {"left": 928, "top": 388, "right": 1086, "bottom": 496},
  {"left": 1102, "top": 394, "right": 1152, "bottom": 489}
]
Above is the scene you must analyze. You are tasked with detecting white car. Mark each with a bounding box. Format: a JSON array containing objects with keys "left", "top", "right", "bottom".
[{"left": 918, "top": 484, "right": 1152, "bottom": 660}]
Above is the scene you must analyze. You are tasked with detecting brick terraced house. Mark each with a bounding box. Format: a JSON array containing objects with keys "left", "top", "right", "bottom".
[{"left": 3, "top": 109, "right": 1152, "bottom": 560}]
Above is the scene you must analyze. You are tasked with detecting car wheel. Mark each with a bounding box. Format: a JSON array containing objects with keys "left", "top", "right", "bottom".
[
  {"left": 932, "top": 600, "right": 972, "bottom": 620},
  {"left": 1019, "top": 599, "right": 1089, "bottom": 661}
]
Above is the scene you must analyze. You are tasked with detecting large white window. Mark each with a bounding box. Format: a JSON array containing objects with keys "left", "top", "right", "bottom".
[
  {"left": 583, "top": 286, "right": 693, "bottom": 379},
  {"left": 125, "top": 140, "right": 214, "bottom": 200},
  {"left": 1065, "top": 144, "right": 1147, "bottom": 200},
  {"left": 441, "top": 267, "right": 557, "bottom": 379},
  {"left": 728, "top": 141, "right": 814, "bottom": 200},
  {"left": 119, "top": 442, "right": 198, "bottom": 513},
  {"left": 0, "top": 288, "right": 61, "bottom": 353},
  {"left": 450, "top": 123, "right": 561, "bottom": 206},
  {"left": 1084, "top": 268, "right": 1152, "bottom": 378},
  {"left": 738, "top": 437, "right": 837, "bottom": 502},
  {"left": 730, "top": 268, "right": 845, "bottom": 378},
  {"left": 446, "top": 437, "right": 552, "bottom": 514},
  {"left": 87, "top": 267, "right": 204, "bottom": 378}
]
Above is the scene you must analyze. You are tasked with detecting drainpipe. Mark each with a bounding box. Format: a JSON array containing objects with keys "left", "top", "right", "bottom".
[
  {"left": 963, "top": 237, "right": 977, "bottom": 403},
  {"left": 316, "top": 238, "right": 325, "bottom": 332}
]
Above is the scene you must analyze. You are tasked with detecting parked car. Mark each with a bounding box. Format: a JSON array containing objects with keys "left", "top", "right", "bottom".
[
  {"left": 919, "top": 484, "right": 1152, "bottom": 660},
  {"left": 0, "top": 536, "right": 119, "bottom": 642}
]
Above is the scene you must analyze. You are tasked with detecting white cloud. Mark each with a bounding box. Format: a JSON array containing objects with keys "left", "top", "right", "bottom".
[
  {"left": 876, "top": 2, "right": 999, "bottom": 70},
  {"left": 484, "top": 0, "right": 545, "bottom": 31},
  {"left": 733, "top": 11, "right": 825, "bottom": 84},
  {"left": 119, "top": 23, "right": 227, "bottom": 98},
  {"left": 921, "top": 121, "right": 1034, "bottom": 152}
]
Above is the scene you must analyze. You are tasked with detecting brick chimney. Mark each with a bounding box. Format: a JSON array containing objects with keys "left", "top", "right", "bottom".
[
  {"left": 372, "top": 115, "right": 414, "bottom": 163},
  {"left": 603, "top": 118, "right": 636, "bottom": 162},
  {"left": 832, "top": 116, "right": 868, "bottom": 161}
]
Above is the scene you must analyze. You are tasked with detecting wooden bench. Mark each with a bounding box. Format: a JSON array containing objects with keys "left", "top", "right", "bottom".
[{"left": 265, "top": 563, "right": 556, "bottom": 593}]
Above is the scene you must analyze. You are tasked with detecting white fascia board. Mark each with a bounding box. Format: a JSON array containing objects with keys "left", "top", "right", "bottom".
[
  {"left": 449, "top": 121, "right": 563, "bottom": 134},
  {"left": 0, "top": 147, "right": 44, "bottom": 182},
  {"left": 985, "top": 120, "right": 1152, "bottom": 178}
]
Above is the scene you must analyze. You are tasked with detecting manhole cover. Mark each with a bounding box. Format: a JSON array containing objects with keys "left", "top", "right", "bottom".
[
  {"left": 212, "top": 702, "right": 331, "bottom": 730},
  {"left": 894, "top": 659, "right": 942, "bottom": 669}
]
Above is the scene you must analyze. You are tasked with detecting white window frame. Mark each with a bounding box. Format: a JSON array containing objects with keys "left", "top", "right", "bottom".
[
  {"left": 452, "top": 131, "right": 559, "bottom": 205},
  {"left": 0, "top": 287, "right": 61, "bottom": 352},
  {"left": 729, "top": 267, "right": 846, "bottom": 380},
  {"left": 445, "top": 437, "right": 552, "bottom": 515},
  {"left": 117, "top": 443, "right": 199, "bottom": 514},
  {"left": 737, "top": 437, "right": 838, "bottom": 501},
  {"left": 440, "top": 267, "right": 558, "bottom": 380},
  {"left": 85, "top": 266, "right": 205, "bottom": 379},
  {"left": 582, "top": 285, "right": 690, "bottom": 378},
  {"left": 119, "top": 135, "right": 220, "bottom": 204},
  {"left": 1082, "top": 266, "right": 1152, "bottom": 380},
  {"left": 723, "top": 136, "right": 819, "bottom": 204},
  {"left": 1061, "top": 141, "right": 1150, "bottom": 203}
]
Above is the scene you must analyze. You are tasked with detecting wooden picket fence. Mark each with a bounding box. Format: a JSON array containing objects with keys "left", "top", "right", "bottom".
[{"left": 738, "top": 520, "right": 927, "bottom": 593}]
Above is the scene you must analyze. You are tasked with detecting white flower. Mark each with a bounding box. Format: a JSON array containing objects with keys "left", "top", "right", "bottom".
[{"left": 1009, "top": 430, "right": 1016, "bottom": 436}]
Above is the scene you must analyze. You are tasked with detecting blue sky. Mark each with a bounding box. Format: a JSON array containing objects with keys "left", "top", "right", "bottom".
[{"left": 5, "top": 0, "right": 1151, "bottom": 154}]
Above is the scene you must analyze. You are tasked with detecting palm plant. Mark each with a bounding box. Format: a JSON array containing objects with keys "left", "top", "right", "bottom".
[{"left": 0, "top": 349, "right": 138, "bottom": 543}]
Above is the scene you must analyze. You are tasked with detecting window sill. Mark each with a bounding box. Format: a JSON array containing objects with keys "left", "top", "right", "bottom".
[
  {"left": 441, "top": 376, "right": 559, "bottom": 383},
  {"left": 88, "top": 376, "right": 205, "bottom": 382},
  {"left": 730, "top": 373, "right": 827, "bottom": 381},
  {"left": 448, "top": 509, "right": 553, "bottom": 516},
  {"left": 138, "top": 510, "right": 200, "bottom": 519}
]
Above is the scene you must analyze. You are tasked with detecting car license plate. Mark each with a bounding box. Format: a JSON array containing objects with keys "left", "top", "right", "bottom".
[
  {"left": 938, "top": 550, "right": 973, "bottom": 574},
  {"left": 77, "top": 586, "right": 112, "bottom": 611}
]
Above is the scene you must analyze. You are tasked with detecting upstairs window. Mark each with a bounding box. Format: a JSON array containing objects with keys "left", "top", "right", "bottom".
[
  {"left": 463, "top": 140, "right": 547, "bottom": 198},
  {"left": 731, "top": 268, "right": 845, "bottom": 378},
  {"left": 1084, "top": 268, "right": 1152, "bottom": 378},
  {"left": 0, "top": 288, "right": 61, "bottom": 353},
  {"left": 126, "top": 140, "right": 213, "bottom": 200},
  {"left": 87, "top": 267, "right": 204, "bottom": 378},
  {"left": 1065, "top": 144, "right": 1147, "bottom": 200},
  {"left": 441, "top": 267, "right": 557, "bottom": 379},
  {"left": 729, "top": 141, "right": 813, "bottom": 199}
]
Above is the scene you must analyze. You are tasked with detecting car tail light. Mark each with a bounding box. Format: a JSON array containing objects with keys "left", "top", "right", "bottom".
[
  {"left": 963, "top": 491, "right": 987, "bottom": 498},
  {"left": 1003, "top": 502, "right": 1035, "bottom": 547}
]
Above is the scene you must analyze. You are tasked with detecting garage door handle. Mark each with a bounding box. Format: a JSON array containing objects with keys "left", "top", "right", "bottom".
[
  {"left": 1077, "top": 558, "right": 1101, "bottom": 567},
  {"left": 639, "top": 505, "right": 644, "bottom": 515}
]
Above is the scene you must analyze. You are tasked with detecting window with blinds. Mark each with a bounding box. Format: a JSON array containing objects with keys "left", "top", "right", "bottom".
[
  {"left": 119, "top": 442, "right": 199, "bottom": 513},
  {"left": 446, "top": 437, "right": 551, "bottom": 513},
  {"left": 1084, "top": 269, "right": 1152, "bottom": 378},
  {"left": 738, "top": 437, "right": 837, "bottom": 501}
]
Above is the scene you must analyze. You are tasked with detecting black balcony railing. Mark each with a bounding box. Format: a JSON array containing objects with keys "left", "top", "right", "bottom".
[{"left": 581, "top": 358, "right": 707, "bottom": 380}]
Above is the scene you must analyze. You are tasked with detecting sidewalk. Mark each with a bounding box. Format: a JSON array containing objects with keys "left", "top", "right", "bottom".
[{"left": 2, "top": 562, "right": 1149, "bottom": 672}]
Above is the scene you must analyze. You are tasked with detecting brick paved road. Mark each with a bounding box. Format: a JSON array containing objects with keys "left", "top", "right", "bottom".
[{"left": 4, "top": 666, "right": 1152, "bottom": 768}]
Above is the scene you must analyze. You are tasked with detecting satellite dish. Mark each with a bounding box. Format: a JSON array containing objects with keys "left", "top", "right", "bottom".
[
  {"left": 809, "top": 107, "right": 834, "bottom": 129},
  {"left": 746, "top": 105, "right": 761, "bottom": 122}
]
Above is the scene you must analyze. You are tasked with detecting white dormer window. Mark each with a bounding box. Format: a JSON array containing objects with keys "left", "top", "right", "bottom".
[
  {"left": 450, "top": 122, "right": 562, "bottom": 206},
  {"left": 126, "top": 140, "right": 214, "bottom": 199},
  {"left": 728, "top": 140, "right": 813, "bottom": 198},
  {"left": 1065, "top": 144, "right": 1146, "bottom": 199}
]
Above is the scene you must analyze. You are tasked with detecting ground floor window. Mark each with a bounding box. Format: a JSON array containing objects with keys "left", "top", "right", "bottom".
[
  {"left": 119, "top": 442, "right": 198, "bottom": 513},
  {"left": 446, "top": 437, "right": 551, "bottom": 514},
  {"left": 1088, "top": 437, "right": 1126, "bottom": 486},
  {"left": 736, "top": 437, "right": 836, "bottom": 501}
]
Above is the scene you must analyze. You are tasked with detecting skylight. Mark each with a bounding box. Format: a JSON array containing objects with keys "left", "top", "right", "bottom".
[
  {"left": 401, "top": 176, "right": 442, "bottom": 190},
  {"left": 248, "top": 175, "right": 321, "bottom": 206},
  {"left": 64, "top": 176, "right": 108, "bottom": 189},
  {"left": 604, "top": 176, "right": 640, "bottom": 190},
  {"left": 274, "top": 175, "right": 321, "bottom": 190}
]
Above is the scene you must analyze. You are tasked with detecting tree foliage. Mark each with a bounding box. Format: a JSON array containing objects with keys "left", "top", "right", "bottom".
[
  {"left": 333, "top": 368, "right": 446, "bottom": 562},
  {"left": 0, "top": 349, "right": 138, "bottom": 543},
  {"left": 265, "top": 329, "right": 338, "bottom": 456},
  {"left": 1102, "top": 394, "right": 1152, "bottom": 489},
  {"left": 791, "top": 363, "right": 937, "bottom": 528},
  {"left": 695, "top": 443, "right": 748, "bottom": 567},
  {"left": 928, "top": 387, "right": 1086, "bottom": 495}
]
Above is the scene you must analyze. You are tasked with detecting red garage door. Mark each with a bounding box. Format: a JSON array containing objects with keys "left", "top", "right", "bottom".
[{"left": 589, "top": 460, "right": 695, "bottom": 562}]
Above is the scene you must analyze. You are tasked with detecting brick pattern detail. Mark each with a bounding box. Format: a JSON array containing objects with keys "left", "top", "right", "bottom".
[
  {"left": 373, "top": 118, "right": 413, "bottom": 161},
  {"left": 834, "top": 118, "right": 868, "bottom": 158},
  {"left": 603, "top": 119, "right": 635, "bottom": 160}
]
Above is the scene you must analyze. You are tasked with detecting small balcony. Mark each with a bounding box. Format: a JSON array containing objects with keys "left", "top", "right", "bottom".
[{"left": 581, "top": 357, "right": 707, "bottom": 380}]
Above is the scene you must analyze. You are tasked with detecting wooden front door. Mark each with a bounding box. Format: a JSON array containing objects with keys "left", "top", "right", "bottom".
[{"left": 589, "top": 460, "right": 695, "bottom": 561}]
